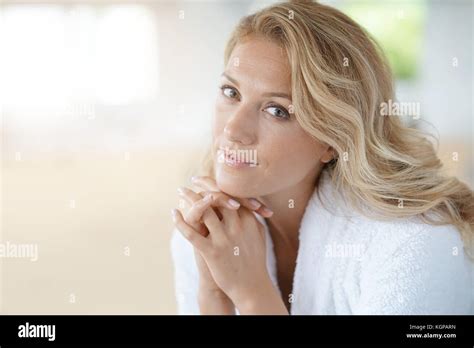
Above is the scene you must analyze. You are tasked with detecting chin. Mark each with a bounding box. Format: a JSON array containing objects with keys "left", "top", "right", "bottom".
[{"left": 215, "top": 170, "right": 259, "bottom": 198}]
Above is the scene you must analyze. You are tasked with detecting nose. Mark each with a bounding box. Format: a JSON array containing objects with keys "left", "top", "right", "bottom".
[{"left": 223, "top": 104, "right": 256, "bottom": 145}]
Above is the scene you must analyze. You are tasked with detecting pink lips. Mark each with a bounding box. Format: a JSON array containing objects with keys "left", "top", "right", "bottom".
[
  {"left": 225, "top": 155, "right": 252, "bottom": 168},
  {"left": 222, "top": 149, "right": 258, "bottom": 168}
]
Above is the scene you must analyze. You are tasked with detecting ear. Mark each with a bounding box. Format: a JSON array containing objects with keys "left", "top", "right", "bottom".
[{"left": 320, "top": 146, "right": 335, "bottom": 164}]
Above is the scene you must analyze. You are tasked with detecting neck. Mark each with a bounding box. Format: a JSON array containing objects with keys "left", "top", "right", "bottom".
[{"left": 258, "top": 166, "right": 324, "bottom": 246}]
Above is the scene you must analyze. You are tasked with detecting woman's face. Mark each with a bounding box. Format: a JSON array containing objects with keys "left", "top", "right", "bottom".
[{"left": 213, "top": 37, "right": 332, "bottom": 198}]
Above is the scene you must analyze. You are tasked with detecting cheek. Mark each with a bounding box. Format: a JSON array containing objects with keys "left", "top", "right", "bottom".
[
  {"left": 212, "top": 101, "right": 228, "bottom": 138},
  {"left": 264, "top": 131, "right": 325, "bottom": 177}
]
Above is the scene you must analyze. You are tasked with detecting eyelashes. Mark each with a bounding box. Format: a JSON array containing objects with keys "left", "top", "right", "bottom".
[
  {"left": 218, "top": 84, "right": 291, "bottom": 120},
  {"left": 265, "top": 104, "right": 290, "bottom": 119},
  {"left": 219, "top": 85, "right": 240, "bottom": 100}
]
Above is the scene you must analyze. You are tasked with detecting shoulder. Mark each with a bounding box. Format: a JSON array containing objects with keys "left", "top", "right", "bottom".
[
  {"left": 349, "top": 211, "right": 470, "bottom": 282},
  {"left": 353, "top": 216, "right": 472, "bottom": 314},
  {"left": 315, "top": 170, "right": 470, "bottom": 267},
  {"left": 355, "top": 214, "right": 468, "bottom": 264},
  {"left": 312, "top": 171, "right": 472, "bottom": 313}
]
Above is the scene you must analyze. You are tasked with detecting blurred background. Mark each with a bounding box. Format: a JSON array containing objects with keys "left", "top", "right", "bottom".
[{"left": 0, "top": 0, "right": 472, "bottom": 314}]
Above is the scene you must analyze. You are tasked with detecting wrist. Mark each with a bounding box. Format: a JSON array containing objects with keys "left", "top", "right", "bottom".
[
  {"left": 232, "top": 278, "right": 289, "bottom": 315},
  {"left": 198, "top": 287, "right": 235, "bottom": 315},
  {"left": 198, "top": 286, "right": 229, "bottom": 300}
]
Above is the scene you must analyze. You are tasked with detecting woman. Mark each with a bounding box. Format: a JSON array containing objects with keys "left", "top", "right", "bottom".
[{"left": 170, "top": 0, "right": 473, "bottom": 315}]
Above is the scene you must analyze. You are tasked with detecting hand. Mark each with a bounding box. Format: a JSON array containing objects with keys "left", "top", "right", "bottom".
[
  {"left": 176, "top": 175, "right": 273, "bottom": 293},
  {"left": 190, "top": 176, "right": 274, "bottom": 218},
  {"left": 174, "top": 189, "right": 238, "bottom": 314},
  {"left": 175, "top": 189, "right": 230, "bottom": 295},
  {"left": 172, "top": 192, "right": 273, "bottom": 308}
]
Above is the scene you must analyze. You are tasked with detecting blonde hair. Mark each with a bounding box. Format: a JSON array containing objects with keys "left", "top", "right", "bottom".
[{"left": 199, "top": 0, "right": 473, "bottom": 257}]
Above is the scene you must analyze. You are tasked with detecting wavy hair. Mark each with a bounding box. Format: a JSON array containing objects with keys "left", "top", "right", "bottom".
[{"left": 198, "top": 0, "right": 473, "bottom": 258}]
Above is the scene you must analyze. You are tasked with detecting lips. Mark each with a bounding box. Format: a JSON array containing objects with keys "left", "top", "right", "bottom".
[
  {"left": 224, "top": 151, "right": 250, "bottom": 164},
  {"left": 224, "top": 155, "right": 254, "bottom": 168},
  {"left": 218, "top": 146, "right": 258, "bottom": 167}
]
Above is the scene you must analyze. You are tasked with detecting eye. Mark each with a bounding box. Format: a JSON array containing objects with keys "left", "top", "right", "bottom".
[
  {"left": 219, "top": 85, "right": 240, "bottom": 100},
  {"left": 265, "top": 104, "right": 290, "bottom": 120}
]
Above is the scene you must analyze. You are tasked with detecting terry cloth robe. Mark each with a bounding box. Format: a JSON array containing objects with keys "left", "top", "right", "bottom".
[{"left": 170, "top": 170, "right": 473, "bottom": 314}]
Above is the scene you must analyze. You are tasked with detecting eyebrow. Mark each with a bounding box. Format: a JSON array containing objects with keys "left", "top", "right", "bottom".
[{"left": 221, "top": 72, "right": 292, "bottom": 100}]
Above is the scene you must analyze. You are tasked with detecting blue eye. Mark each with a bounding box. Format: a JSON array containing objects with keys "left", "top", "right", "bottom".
[
  {"left": 265, "top": 104, "right": 290, "bottom": 120},
  {"left": 220, "top": 85, "right": 239, "bottom": 100}
]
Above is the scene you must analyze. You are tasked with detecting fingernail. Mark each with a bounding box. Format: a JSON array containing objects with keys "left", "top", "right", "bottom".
[
  {"left": 191, "top": 176, "right": 198, "bottom": 182},
  {"left": 171, "top": 209, "right": 178, "bottom": 222},
  {"left": 177, "top": 187, "right": 184, "bottom": 195},
  {"left": 248, "top": 198, "right": 262, "bottom": 209},
  {"left": 228, "top": 199, "right": 240, "bottom": 208},
  {"left": 262, "top": 207, "right": 273, "bottom": 216}
]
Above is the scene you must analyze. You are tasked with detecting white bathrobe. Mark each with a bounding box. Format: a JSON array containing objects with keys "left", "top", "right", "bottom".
[{"left": 170, "top": 170, "right": 473, "bottom": 314}]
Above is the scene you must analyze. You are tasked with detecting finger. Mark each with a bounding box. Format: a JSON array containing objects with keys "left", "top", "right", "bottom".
[
  {"left": 186, "top": 197, "right": 216, "bottom": 237},
  {"left": 193, "top": 190, "right": 240, "bottom": 222},
  {"left": 200, "top": 205, "right": 226, "bottom": 241},
  {"left": 178, "top": 187, "right": 233, "bottom": 234},
  {"left": 179, "top": 186, "right": 241, "bottom": 211},
  {"left": 186, "top": 194, "right": 215, "bottom": 225},
  {"left": 178, "top": 186, "right": 219, "bottom": 223},
  {"left": 176, "top": 192, "right": 208, "bottom": 235},
  {"left": 253, "top": 204, "right": 274, "bottom": 218},
  {"left": 241, "top": 207, "right": 266, "bottom": 240},
  {"left": 191, "top": 176, "right": 273, "bottom": 217},
  {"left": 172, "top": 208, "right": 209, "bottom": 253},
  {"left": 177, "top": 186, "right": 206, "bottom": 211},
  {"left": 177, "top": 187, "right": 225, "bottom": 239}
]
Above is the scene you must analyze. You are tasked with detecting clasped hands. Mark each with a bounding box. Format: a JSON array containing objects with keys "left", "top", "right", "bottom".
[{"left": 171, "top": 176, "right": 289, "bottom": 314}]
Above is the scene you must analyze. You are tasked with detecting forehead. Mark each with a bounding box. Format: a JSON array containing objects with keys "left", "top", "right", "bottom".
[{"left": 225, "top": 38, "right": 291, "bottom": 90}]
